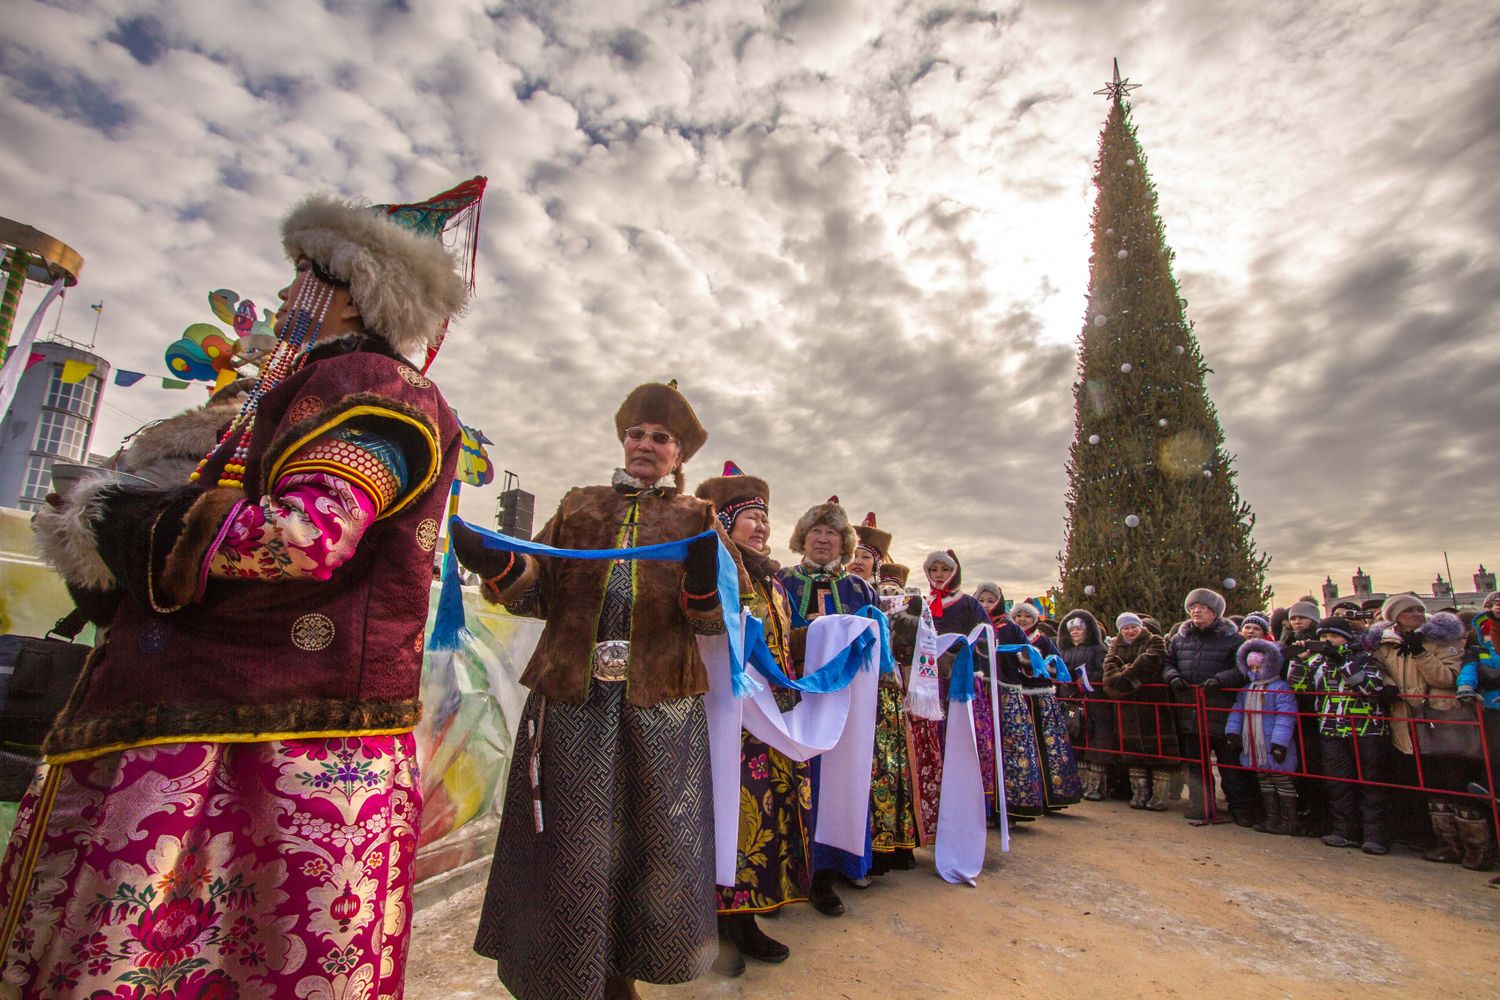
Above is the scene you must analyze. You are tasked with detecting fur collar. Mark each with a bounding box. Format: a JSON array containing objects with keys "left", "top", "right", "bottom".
[
  {"left": 611, "top": 468, "right": 677, "bottom": 492},
  {"left": 799, "top": 556, "right": 845, "bottom": 575}
]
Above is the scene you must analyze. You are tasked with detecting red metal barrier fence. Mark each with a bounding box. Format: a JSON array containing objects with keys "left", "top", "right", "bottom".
[{"left": 1059, "top": 684, "right": 1500, "bottom": 836}]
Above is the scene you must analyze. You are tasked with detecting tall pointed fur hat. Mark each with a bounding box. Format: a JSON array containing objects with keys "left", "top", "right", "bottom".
[
  {"left": 281, "top": 178, "right": 484, "bottom": 362},
  {"left": 880, "top": 562, "right": 910, "bottom": 587},
  {"left": 789, "top": 495, "right": 857, "bottom": 560},
  {"left": 615, "top": 379, "right": 708, "bottom": 462},
  {"left": 854, "top": 512, "right": 892, "bottom": 562}
]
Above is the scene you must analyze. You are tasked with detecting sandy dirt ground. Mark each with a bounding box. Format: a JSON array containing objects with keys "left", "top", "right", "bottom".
[{"left": 405, "top": 797, "right": 1500, "bottom": 999}]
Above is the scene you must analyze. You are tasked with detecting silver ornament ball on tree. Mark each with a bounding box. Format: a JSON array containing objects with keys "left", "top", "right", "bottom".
[
  {"left": 1124, "top": 514, "right": 1141, "bottom": 528},
  {"left": 1117, "top": 249, "right": 1128, "bottom": 259},
  {"left": 1084, "top": 585, "right": 1097, "bottom": 596},
  {"left": 1222, "top": 578, "right": 1238, "bottom": 590},
  {"left": 1120, "top": 363, "right": 1133, "bottom": 373},
  {"left": 1093, "top": 314, "right": 1108, "bottom": 326},
  {"left": 1158, "top": 418, "right": 1168, "bottom": 427},
  {"left": 1088, "top": 434, "right": 1100, "bottom": 445}
]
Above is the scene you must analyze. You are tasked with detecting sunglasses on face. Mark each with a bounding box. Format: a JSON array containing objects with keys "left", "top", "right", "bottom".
[{"left": 624, "top": 427, "right": 676, "bottom": 446}]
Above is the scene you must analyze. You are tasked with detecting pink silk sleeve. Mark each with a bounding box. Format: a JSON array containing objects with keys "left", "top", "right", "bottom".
[{"left": 207, "top": 471, "right": 378, "bottom": 582}]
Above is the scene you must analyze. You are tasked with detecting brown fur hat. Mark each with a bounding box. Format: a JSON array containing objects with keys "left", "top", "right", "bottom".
[
  {"left": 695, "top": 461, "right": 770, "bottom": 550},
  {"left": 880, "top": 562, "right": 911, "bottom": 587},
  {"left": 789, "top": 495, "right": 857, "bottom": 560},
  {"left": 281, "top": 194, "right": 468, "bottom": 360},
  {"left": 855, "top": 512, "right": 892, "bottom": 561},
  {"left": 615, "top": 380, "right": 707, "bottom": 462}
]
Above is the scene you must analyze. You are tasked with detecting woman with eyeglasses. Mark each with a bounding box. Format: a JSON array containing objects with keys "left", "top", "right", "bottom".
[{"left": 450, "top": 381, "right": 733, "bottom": 1000}]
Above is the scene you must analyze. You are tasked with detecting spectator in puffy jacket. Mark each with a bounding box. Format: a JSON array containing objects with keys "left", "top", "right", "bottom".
[
  {"left": 1289, "top": 617, "right": 1391, "bottom": 855},
  {"left": 1226, "top": 639, "right": 1300, "bottom": 835},
  {"left": 1282, "top": 599, "right": 1331, "bottom": 836},
  {"left": 1371, "top": 598, "right": 1481, "bottom": 869},
  {"left": 1164, "top": 588, "right": 1252, "bottom": 825}
]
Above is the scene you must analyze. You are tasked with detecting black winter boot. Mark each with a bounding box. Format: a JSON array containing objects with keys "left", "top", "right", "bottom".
[
  {"left": 809, "top": 869, "right": 845, "bottom": 916},
  {"left": 721, "top": 912, "right": 790, "bottom": 963},
  {"left": 1253, "top": 787, "right": 1280, "bottom": 834}
]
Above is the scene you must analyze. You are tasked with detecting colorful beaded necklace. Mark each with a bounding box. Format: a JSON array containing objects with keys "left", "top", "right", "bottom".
[{"left": 190, "top": 275, "right": 334, "bottom": 488}]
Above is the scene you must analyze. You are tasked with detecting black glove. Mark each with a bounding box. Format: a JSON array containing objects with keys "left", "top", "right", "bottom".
[
  {"left": 1302, "top": 640, "right": 1332, "bottom": 658},
  {"left": 450, "top": 521, "right": 527, "bottom": 587},
  {"left": 684, "top": 534, "right": 719, "bottom": 598},
  {"left": 1271, "top": 744, "right": 1287, "bottom": 764},
  {"left": 1225, "top": 732, "right": 1243, "bottom": 755},
  {"left": 1201, "top": 677, "right": 1222, "bottom": 695},
  {"left": 905, "top": 595, "right": 924, "bottom": 617},
  {"left": 1169, "top": 676, "right": 1190, "bottom": 697},
  {"left": 1377, "top": 683, "right": 1401, "bottom": 707},
  {"left": 1396, "top": 631, "right": 1425, "bottom": 657}
]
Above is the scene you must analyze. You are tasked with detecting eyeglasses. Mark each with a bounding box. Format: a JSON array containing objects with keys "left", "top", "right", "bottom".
[{"left": 624, "top": 427, "right": 677, "bottom": 446}]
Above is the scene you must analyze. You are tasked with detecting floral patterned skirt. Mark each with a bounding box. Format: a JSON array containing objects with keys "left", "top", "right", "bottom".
[
  {"left": 717, "top": 731, "right": 811, "bottom": 914},
  {"left": 869, "top": 684, "right": 919, "bottom": 854},
  {"left": 907, "top": 716, "right": 944, "bottom": 844},
  {"left": 997, "top": 685, "right": 1047, "bottom": 818},
  {"left": 1028, "top": 689, "right": 1083, "bottom": 808},
  {"left": 0, "top": 734, "right": 421, "bottom": 999}
]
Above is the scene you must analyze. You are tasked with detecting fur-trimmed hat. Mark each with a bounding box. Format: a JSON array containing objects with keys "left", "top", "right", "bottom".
[
  {"left": 694, "top": 460, "right": 770, "bottom": 540},
  {"left": 281, "top": 191, "right": 474, "bottom": 360},
  {"left": 1381, "top": 594, "right": 1425, "bottom": 622},
  {"left": 789, "top": 495, "right": 857, "bottom": 560},
  {"left": 615, "top": 380, "right": 708, "bottom": 462},
  {"left": 1184, "top": 587, "right": 1226, "bottom": 618},
  {"left": 1010, "top": 602, "right": 1041, "bottom": 622},
  {"left": 973, "top": 581, "right": 1004, "bottom": 604},
  {"left": 1237, "top": 637, "right": 1284, "bottom": 678},
  {"left": 880, "top": 562, "right": 911, "bottom": 587},
  {"left": 1287, "top": 601, "right": 1321, "bottom": 622},
  {"left": 855, "top": 512, "right": 892, "bottom": 562}
]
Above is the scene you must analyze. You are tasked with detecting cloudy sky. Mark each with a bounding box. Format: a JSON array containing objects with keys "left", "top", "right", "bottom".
[{"left": 3, "top": 0, "right": 1496, "bottom": 604}]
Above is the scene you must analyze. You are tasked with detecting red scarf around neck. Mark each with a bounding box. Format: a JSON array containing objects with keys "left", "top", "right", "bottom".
[{"left": 929, "top": 587, "right": 955, "bottom": 619}]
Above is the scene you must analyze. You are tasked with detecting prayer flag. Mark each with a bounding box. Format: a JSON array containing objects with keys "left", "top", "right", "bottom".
[
  {"left": 113, "top": 370, "right": 147, "bottom": 387},
  {"left": 59, "top": 360, "right": 96, "bottom": 384},
  {"left": 24, "top": 352, "right": 46, "bottom": 371},
  {"left": 161, "top": 378, "right": 190, "bottom": 389}
]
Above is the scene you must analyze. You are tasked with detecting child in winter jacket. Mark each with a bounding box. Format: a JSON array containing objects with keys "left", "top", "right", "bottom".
[
  {"left": 1287, "top": 617, "right": 1391, "bottom": 854},
  {"left": 1226, "top": 639, "right": 1301, "bottom": 835}
]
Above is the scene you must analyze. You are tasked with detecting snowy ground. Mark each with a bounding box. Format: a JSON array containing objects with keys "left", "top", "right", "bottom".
[{"left": 405, "top": 796, "right": 1499, "bottom": 999}]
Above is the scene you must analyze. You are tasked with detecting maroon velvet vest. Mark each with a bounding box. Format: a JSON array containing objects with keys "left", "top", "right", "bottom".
[{"left": 44, "top": 351, "right": 460, "bottom": 759}]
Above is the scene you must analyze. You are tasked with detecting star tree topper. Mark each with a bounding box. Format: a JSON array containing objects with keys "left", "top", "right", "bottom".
[{"left": 1094, "top": 58, "right": 1142, "bottom": 102}]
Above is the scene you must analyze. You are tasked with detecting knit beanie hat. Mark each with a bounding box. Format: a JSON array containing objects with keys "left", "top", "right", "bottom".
[
  {"left": 1241, "top": 612, "right": 1271, "bottom": 634},
  {"left": 1287, "top": 601, "right": 1321, "bottom": 622},
  {"left": 1316, "top": 616, "right": 1354, "bottom": 641},
  {"left": 1485, "top": 591, "right": 1500, "bottom": 608},
  {"left": 1183, "top": 588, "right": 1226, "bottom": 618},
  {"left": 1116, "top": 612, "right": 1144, "bottom": 630},
  {"left": 1381, "top": 594, "right": 1426, "bottom": 622}
]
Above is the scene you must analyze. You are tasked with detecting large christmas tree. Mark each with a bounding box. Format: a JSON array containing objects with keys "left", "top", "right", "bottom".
[{"left": 1058, "top": 63, "right": 1269, "bottom": 624}]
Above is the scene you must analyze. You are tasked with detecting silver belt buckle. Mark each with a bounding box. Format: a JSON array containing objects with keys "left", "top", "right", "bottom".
[{"left": 592, "top": 640, "right": 630, "bottom": 681}]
